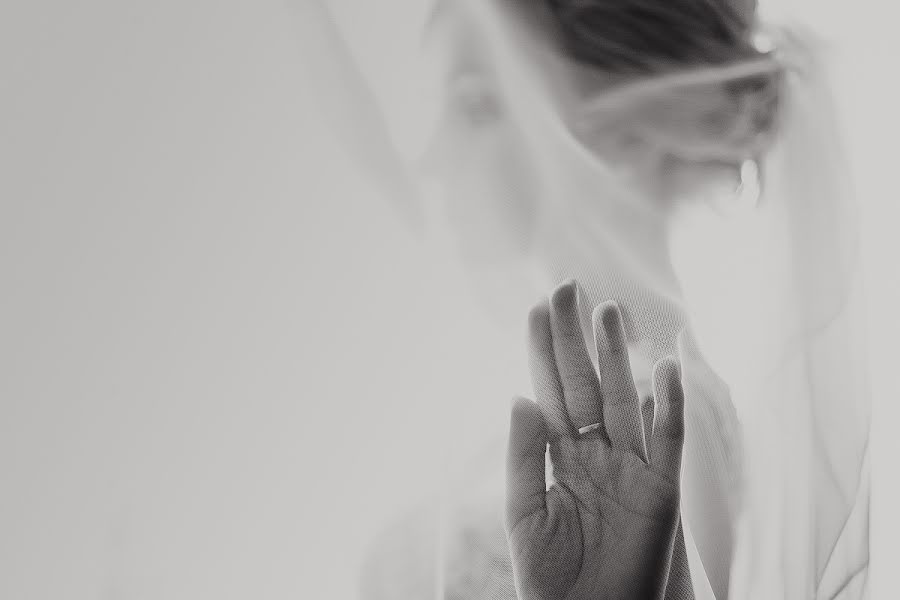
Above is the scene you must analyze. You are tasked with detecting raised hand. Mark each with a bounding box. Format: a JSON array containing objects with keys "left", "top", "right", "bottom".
[{"left": 505, "top": 281, "right": 686, "bottom": 600}]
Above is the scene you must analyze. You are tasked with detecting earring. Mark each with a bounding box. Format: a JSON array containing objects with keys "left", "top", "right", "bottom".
[{"left": 735, "top": 157, "right": 763, "bottom": 210}]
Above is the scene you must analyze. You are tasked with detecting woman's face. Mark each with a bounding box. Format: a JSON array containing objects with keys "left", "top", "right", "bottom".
[
  {"left": 416, "top": 1, "right": 687, "bottom": 273},
  {"left": 417, "top": 3, "right": 540, "bottom": 267},
  {"left": 416, "top": 2, "right": 687, "bottom": 360},
  {"left": 413, "top": 0, "right": 756, "bottom": 269}
]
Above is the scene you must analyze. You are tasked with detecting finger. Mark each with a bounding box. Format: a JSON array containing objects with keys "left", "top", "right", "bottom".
[
  {"left": 594, "top": 301, "right": 646, "bottom": 460},
  {"left": 650, "top": 356, "right": 686, "bottom": 478},
  {"left": 506, "top": 396, "right": 548, "bottom": 533},
  {"left": 528, "top": 299, "right": 574, "bottom": 440},
  {"left": 549, "top": 280, "right": 604, "bottom": 433},
  {"left": 642, "top": 398, "right": 656, "bottom": 460}
]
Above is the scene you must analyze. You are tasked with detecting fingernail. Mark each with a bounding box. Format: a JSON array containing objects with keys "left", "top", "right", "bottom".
[
  {"left": 659, "top": 355, "right": 680, "bottom": 376},
  {"left": 550, "top": 279, "right": 577, "bottom": 311},
  {"left": 598, "top": 301, "right": 624, "bottom": 353}
]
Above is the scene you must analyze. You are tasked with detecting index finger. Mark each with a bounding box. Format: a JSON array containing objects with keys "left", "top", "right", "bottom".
[{"left": 528, "top": 298, "right": 573, "bottom": 440}]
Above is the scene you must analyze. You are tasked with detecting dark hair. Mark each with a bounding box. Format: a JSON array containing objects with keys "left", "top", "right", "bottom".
[
  {"left": 542, "top": 0, "right": 783, "bottom": 157},
  {"left": 546, "top": 0, "right": 762, "bottom": 73}
]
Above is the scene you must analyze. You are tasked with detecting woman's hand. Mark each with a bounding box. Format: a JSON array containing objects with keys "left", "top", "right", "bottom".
[{"left": 505, "top": 281, "right": 685, "bottom": 600}]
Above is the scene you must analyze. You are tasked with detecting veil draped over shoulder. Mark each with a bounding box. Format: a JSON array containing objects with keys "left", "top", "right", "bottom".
[
  {"left": 665, "top": 29, "right": 870, "bottom": 599},
  {"left": 298, "top": 1, "right": 869, "bottom": 598}
]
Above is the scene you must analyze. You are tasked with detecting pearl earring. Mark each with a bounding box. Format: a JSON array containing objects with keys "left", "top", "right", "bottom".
[{"left": 735, "top": 157, "right": 762, "bottom": 209}]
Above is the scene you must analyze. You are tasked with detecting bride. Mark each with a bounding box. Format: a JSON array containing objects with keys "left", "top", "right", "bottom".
[{"left": 307, "top": 0, "right": 870, "bottom": 597}]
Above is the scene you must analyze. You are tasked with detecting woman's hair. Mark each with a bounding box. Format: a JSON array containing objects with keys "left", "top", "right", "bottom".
[
  {"left": 547, "top": 0, "right": 760, "bottom": 72},
  {"left": 541, "top": 0, "right": 783, "bottom": 160}
]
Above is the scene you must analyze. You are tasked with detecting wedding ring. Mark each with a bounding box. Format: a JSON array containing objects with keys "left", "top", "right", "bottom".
[{"left": 577, "top": 422, "right": 602, "bottom": 436}]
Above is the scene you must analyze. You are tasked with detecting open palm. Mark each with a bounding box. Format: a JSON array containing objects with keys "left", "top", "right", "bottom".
[{"left": 506, "top": 281, "right": 686, "bottom": 600}]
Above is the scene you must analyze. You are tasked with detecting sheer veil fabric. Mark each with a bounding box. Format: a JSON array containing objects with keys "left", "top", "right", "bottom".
[
  {"left": 302, "top": 1, "right": 869, "bottom": 598},
  {"left": 668, "top": 30, "right": 869, "bottom": 599}
]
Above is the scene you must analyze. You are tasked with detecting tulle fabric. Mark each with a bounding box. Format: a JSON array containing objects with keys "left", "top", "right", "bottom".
[{"left": 303, "top": 1, "right": 869, "bottom": 597}]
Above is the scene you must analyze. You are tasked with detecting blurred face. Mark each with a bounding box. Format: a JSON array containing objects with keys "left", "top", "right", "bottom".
[
  {"left": 414, "top": 1, "right": 688, "bottom": 367},
  {"left": 417, "top": 3, "right": 539, "bottom": 266},
  {"left": 325, "top": 1, "right": 765, "bottom": 358},
  {"left": 415, "top": 1, "right": 692, "bottom": 275}
]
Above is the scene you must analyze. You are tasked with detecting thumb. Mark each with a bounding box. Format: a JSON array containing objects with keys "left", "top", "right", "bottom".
[{"left": 506, "top": 396, "right": 548, "bottom": 535}]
